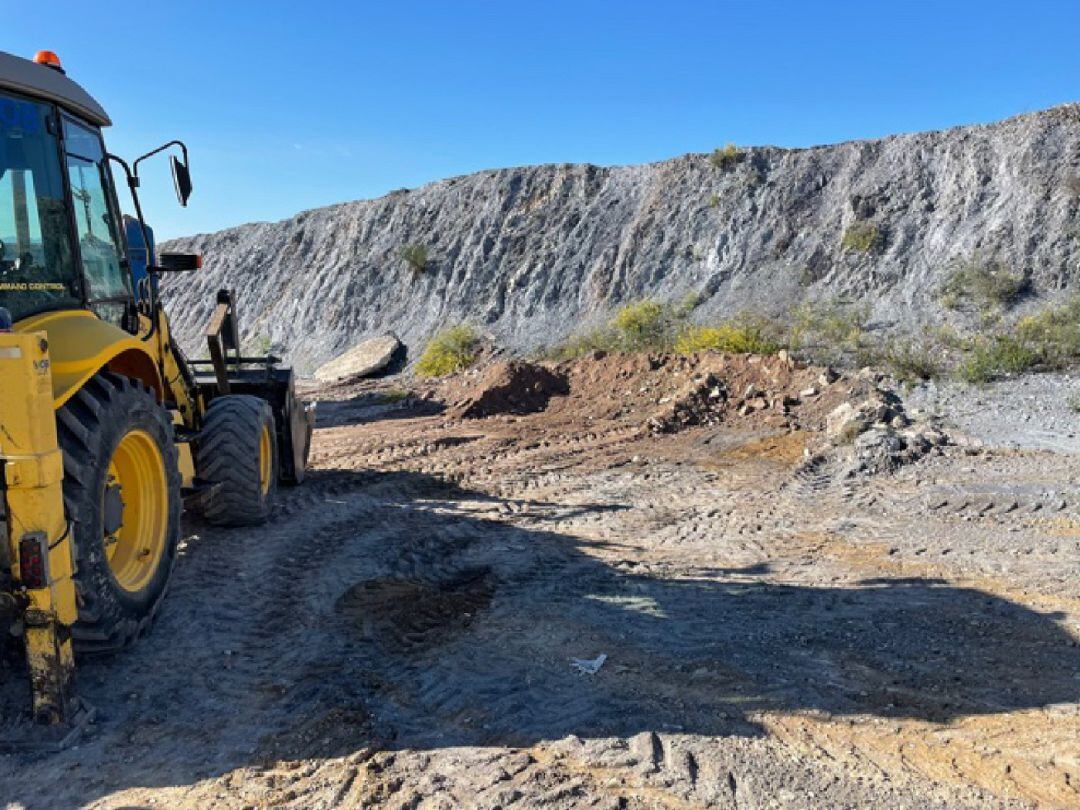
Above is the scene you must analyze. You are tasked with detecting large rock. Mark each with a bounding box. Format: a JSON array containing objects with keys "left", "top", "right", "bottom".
[
  {"left": 313, "top": 333, "right": 403, "bottom": 382},
  {"left": 162, "top": 105, "right": 1080, "bottom": 374}
]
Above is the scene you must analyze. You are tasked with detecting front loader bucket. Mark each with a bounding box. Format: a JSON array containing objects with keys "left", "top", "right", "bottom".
[{"left": 0, "top": 330, "right": 93, "bottom": 750}]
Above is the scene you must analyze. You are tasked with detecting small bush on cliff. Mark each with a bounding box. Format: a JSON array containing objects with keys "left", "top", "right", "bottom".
[
  {"left": 401, "top": 243, "right": 429, "bottom": 274},
  {"left": 709, "top": 143, "right": 740, "bottom": 169},
  {"left": 246, "top": 333, "right": 273, "bottom": 356},
  {"left": 841, "top": 221, "right": 883, "bottom": 254},
  {"left": 939, "top": 253, "right": 1027, "bottom": 313},
  {"left": 415, "top": 324, "right": 479, "bottom": 378}
]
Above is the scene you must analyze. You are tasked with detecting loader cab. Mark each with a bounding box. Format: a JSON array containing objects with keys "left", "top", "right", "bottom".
[{"left": 0, "top": 54, "right": 133, "bottom": 329}]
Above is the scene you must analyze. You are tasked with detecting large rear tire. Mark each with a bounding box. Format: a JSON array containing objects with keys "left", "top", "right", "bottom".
[
  {"left": 196, "top": 395, "right": 278, "bottom": 526},
  {"left": 57, "top": 372, "right": 182, "bottom": 653}
]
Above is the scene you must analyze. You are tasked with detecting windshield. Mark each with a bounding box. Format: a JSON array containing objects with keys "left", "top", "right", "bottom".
[
  {"left": 63, "top": 116, "right": 128, "bottom": 306},
  {"left": 0, "top": 91, "right": 80, "bottom": 321}
]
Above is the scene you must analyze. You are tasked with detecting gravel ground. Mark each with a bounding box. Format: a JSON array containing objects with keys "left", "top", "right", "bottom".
[
  {"left": 907, "top": 371, "right": 1080, "bottom": 453},
  {"left": 0, "top": 359, "right": 1077, "bottom": 809}
]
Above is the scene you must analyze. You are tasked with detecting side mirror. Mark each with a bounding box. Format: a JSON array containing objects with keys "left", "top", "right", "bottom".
[
  {"left": 156, "top": 252, "right": 202, "bottom": 272},
  {"left": 170, "top": 155, "right": 193, "bottom": 207}
]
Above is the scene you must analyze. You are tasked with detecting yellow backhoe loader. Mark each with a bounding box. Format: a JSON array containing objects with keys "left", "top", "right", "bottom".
[{"left": 0, "top": 49, "right": 313, "bottom": 748}]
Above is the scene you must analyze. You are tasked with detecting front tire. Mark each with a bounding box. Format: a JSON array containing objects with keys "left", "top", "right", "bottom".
[
  {"left": 196, "top": 395, "right": 278, "bottom": 526},
  {"left": 57, "top": 372, "right": 182, "bottom": 653}
]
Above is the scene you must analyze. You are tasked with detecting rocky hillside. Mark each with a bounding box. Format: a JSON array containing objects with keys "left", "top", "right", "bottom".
[{"left": 163, "top": 105, "right": 1080, "bottom": 373}]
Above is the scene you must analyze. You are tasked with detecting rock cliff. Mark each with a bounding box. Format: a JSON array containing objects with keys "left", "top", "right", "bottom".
[{"left": 162, "top": 105, "right": 1080, "bottom": 372}]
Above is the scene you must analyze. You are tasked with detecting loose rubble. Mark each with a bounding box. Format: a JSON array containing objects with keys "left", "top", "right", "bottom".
[{"left": 822, "top": 387, "right": 950, "bottom": 475}]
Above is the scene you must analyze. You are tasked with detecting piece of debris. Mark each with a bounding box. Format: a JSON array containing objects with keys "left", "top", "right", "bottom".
[{"left": 570, "top": 653, "right": 607, "bottom": 675}]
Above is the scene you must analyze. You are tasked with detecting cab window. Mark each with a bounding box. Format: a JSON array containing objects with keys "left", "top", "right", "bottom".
[
  {"left": 0, "top": 92, "right": 80, "bottom": 320},
  {"left": 63, "top": 117, "right": 128, "bottom": 304}
]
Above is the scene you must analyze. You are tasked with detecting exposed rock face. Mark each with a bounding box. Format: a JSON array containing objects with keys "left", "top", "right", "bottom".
[{"left": 162, "top": 105, "right": 1080, "bottom": 373}]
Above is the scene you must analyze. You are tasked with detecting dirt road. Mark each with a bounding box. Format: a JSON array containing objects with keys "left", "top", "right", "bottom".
[{"left": 1, "top": 356, "right": 1078, "bottom": 809}]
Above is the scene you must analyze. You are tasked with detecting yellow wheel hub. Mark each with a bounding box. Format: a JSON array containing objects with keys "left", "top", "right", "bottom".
[
  {"left": 258, "top": 424, "right": 273, "bottom": 496},
  {"left": 105, "top": 429, "right": 168, "bottom": 593}
]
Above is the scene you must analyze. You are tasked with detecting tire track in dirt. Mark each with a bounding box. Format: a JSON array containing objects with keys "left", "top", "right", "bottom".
[{"left": 3, "top": 368, "right": 1078, "bottom": 808}]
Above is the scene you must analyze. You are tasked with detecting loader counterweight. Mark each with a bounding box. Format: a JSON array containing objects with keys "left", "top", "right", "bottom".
[{"left": 0, "top": 331, "right": 80, "bottom": 728}]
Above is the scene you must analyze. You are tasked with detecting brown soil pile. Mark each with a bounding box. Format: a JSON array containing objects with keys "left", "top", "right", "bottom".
[
  {"left": 427, "top": 351, "right": 875, "bottom": 434},
  {"left": 548, "top": 351, "right": 872, "bottom": 434},
  {"left": 446, "top": 360, "right": 570, "bottom": 419}
]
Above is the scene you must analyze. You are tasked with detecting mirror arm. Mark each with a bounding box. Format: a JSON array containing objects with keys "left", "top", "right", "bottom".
[
  {"left": 107, "top": 152, "right": 158, "bottom": 341},
  {"left": 132, "top": 140, "right": 189, "bottom": 180}
]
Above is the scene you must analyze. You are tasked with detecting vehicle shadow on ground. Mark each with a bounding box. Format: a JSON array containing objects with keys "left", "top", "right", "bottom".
[
  {"left": 264, "top": 471, "right": 1080, "bottom": 757},
  {"left": 313, "top": 393, "right": 443, "bottom": 429},
  {"left": 1, "top": 468, "right": 1077, "bottom": 806}
]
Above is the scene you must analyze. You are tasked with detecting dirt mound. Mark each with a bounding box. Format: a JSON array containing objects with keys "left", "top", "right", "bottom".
[
  {"left": 538, "top": 351, "right": 869, "bottom": 434},
  {"left": 447, "top": 360, "right": 570, "bottom": 418}
]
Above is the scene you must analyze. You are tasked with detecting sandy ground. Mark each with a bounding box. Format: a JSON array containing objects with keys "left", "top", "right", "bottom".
[{"left": 0, "top": 358, "right": 1078, "bottom": 809}]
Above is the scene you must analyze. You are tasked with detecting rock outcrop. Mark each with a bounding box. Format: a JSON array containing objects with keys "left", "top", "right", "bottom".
[{"left": 162, "top": 105, "right": 1080, "bottom": 372}]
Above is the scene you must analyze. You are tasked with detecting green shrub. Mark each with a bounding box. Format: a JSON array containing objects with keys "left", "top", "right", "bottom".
[
  {"left": 379, "top": 389, "right": 410, "bottom": 404},
  {"left": 415, "top": 324, "right": 480, "bottom": 378},
  {"left": 612, "top": 300, "right": 670, "bottom": 351},
  {"left": 549, "top": 297, "right": 786, "bottom": 360},
  {"left": 544, "top": 329, "right": 614, "bottom": 361},
  {"left": 958, "top": 335, "right": 1039, "bottom": 383},
  {"left": 401, "top": 243, "right": 429, "bottom": 274},
  {"left": 675, "top": 291, "right": 704, "bottom": 318},
  {"left": 549, "top": 297, "right": 704, "bottom": 359},
  {"left": 709, "top": 143, "right": 740, "bottom": 169},
  {"left": 872, "top": 338, "right": 944, "bottom": 383},
  {"left": 708, "top": 194, "right": 721, "bottom": 208},
  {"left": 841, "top": 221, "right": 883, "bottom": 254},
  {"left": 1014, "top": 296, "right": 1080, "bottom": 367},
  {"left": 939, "top": 254, "right": 1027, "bottom": 313},
  {"left": 675, "top": 320, "right": 782, "bottom": 355}
]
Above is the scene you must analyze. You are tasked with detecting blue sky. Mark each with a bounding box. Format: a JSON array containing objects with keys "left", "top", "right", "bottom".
[{"left": 5, "top": 0, "right": 1078, "bottom": 239}]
